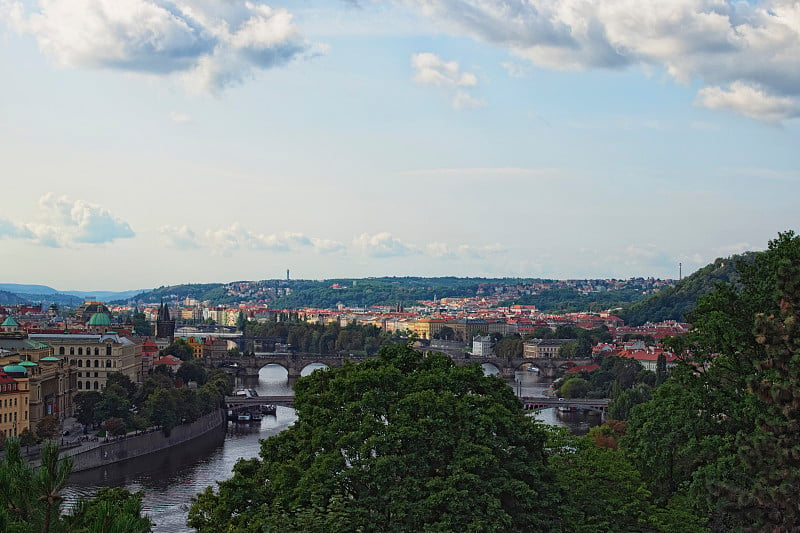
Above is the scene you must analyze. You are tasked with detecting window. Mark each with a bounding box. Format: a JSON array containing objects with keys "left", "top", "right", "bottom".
[
  {"left": 94, "top": 360, "right": 99, "bottom": 368},
  {"left": 106, "top": 360, "right": 111, "bottom": 368},
  {"left": 78, "top": 348, "right": 83, "bottom": 355},
  {"left": 70, "top": 347, "right": 74, "bottom": 355},
  {"left": 94, "top": 348, "right": 99, "bottom": 356},
  {"left": 59, "top": 347, "right": 65, "bottom": 355},
  {"left": 94, "top": 372, "right": 98, "bottom": 378},
  {"left": 106, "top": 346, "right": 112, "bottom": 356},
  {"left": 78, "top": 381, "right": 82, "bottom": 389},
  {"left": 85, "top": 360, "right": 90, "bottom": 368},
  {"left": 78, "top": 360, "right": 83, "bottom": 367},
  {"left": 93, "top": 381, "right": 99, "bottom": 390},
  {"left": 85, "top": 381, "right": 90, "bottom": 390},
  {"left": 77, "top": 372, "right": 81, "bottom": 378}
]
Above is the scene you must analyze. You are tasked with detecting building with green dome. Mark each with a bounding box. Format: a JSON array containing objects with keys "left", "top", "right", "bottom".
[{"left": 87, "top": 312, "right": 113, "bottom": 333}]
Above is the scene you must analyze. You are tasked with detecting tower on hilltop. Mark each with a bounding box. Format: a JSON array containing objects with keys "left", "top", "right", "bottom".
[{"left": 154, "top": 300, "right": 175, "bottom": 342}]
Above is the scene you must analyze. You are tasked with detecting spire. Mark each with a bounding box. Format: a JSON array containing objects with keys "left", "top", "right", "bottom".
[{"left": 158, "top": 300, "right": 171, "bottom": 321}]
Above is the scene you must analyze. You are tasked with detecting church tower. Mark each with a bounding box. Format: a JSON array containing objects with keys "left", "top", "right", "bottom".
[{"left": 154, "top": 301, "right": 175, "bottom": 342}]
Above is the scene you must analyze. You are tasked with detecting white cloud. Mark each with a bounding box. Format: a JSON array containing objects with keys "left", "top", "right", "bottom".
[
  {"left": 695, "top": 82, "right": 799, "bottom": 122},
  {"left": 398, "top": 0, "right": 800, "bottom": 122},
  {"left": 0, "top": 218, "right": 34, "bottom": 240},
  {"left": 353, "top": 232, "right": 418, "bottom": 257},
  {"left": 159, "top": 225, "right": 200, "bottom": 249},
  {"left": 411, "top": 52, "right": 483, "bottom": 109},
  {"left": 195, "top": 224, "right": 346, "bottom": 256},
  {"left": 2, "top": 0, "right": 315, "bottom": 91},
  {"left": 0, "top": 194, "right": 134, "bottom": 247},
  {"left": 452, "top": 90, "right": 485, "bottom": 109},
  {"left": 311, "top": 238, "right": 347, "bottom": 254}
]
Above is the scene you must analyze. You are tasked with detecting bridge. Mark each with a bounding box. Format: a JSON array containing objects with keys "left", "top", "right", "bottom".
[
  {"left": 203, "top": 351, "right": 594, "bottom": 382},
  {"left": 520, "top": 397, "right": 609, "bottom": 417},
  {"left": 225, "top": 395, "right": 608, "bottom": 418}
]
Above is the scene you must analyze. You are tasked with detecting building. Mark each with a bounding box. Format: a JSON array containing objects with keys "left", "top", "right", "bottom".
[
  {"left": 154, "top": 301, "right": 176, "bottom": 343},
  {"left": 74, "top": 301, "right": 112, "bottom": 323},
  {"left": 0, "top": 368, "right": 29, "bottom": 438},
  {"left": 0, "top": 318, "right": 74, "bottom": 427},
  {"left": 471, "top": 335, "right": 493, "bottom": 357},
  {"left": 29, "top": 332, "right": 141, "bottom": 392},
  {"left": 523, "top": 338, "right": 574, "bottom": 358}
]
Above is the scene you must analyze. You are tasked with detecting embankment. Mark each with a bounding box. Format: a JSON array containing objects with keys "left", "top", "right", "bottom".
[{"left": 54, "top": 409, "right": 226, "bottom": 473}]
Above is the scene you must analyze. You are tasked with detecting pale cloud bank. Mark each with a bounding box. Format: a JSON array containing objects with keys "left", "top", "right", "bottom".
[
  {"left": 400, "top": 0, "right": 800, "bottom": 122},
  {"left": 1, "top": 0, "right": 317, "bottom": 91},
  {"left": 156, "top": 225, "right": 500, "bottom": 261},
  {"left": 0, "top": 194, "right": 134, "bottom": 247}
]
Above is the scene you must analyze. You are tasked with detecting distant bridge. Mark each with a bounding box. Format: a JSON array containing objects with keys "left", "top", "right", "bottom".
[
  {"left": 225, "top": 395, "right": 608, "bottom": 417},
  {"left": 521, "top": 397, "right": 609, "bottom": 415},
  {"left": 203, "top": 351, "right": 593, "bottom": 382}
]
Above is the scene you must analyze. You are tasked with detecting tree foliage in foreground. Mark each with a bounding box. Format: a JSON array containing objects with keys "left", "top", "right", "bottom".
[
  {"left": 189, "top": 343, "right": 560, "bottom": 532},
  {"left": 624, "top": 231, "right": 800, "bottom": 531},
  {"left": 0, "top": 439, "right": 152, "bottom": 532}
]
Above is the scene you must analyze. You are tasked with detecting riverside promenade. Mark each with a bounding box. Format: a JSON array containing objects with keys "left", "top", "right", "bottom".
[{"left": 28, "top": 410, "right": 227, "bottom": 473}]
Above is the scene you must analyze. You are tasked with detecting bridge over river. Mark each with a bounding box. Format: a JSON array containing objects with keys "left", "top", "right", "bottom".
[
  {"left": 204, "top": 351, "right": 593, "bottom": 382},
  {"left": 225, "top": 395, "right": 609, "bottom": 418}
]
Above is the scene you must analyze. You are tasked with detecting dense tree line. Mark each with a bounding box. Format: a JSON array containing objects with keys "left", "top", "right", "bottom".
[
  {"left": 498, "top": 288, "right": 646, "bottom": 314},
  {"left": 244, "top": 320, "right": 401, "bottom": 355},
  {"left": 189, "top": 343, "right": 700, "bottom": 532},
  {"left": 620, "top": 254, "right": 747, "bottom": 326},
  {"left": 621, "top": 231, "right": 800, "bottom": 530},
  {"left": 72, "top": 364, "right": 232, "bottom": 437}
]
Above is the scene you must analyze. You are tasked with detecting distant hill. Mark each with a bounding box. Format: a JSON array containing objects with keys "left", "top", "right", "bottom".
[
  {"left": 0, "top": 283, "right": 143, "bottom": 306},
  {"left": 0, "top": 290, "right": 30, "bottom": 305},
  {"left": 115, "top": 283, "right": 226, "bottom": 305},
  {"left": 619, "top": 253, "right": 752, "bottom": 326},
  {"left": 0, "top": 283, "right": 59, "bottom": 294}
]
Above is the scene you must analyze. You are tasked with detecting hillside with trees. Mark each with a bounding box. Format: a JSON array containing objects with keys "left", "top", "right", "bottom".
[{"left": 620, "top": 254, "right": 750, "bottom": 326}]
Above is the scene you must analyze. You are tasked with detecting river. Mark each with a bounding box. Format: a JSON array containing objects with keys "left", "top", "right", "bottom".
[{"left": 64, "top": 365, "right": 599, "bottom": 532}]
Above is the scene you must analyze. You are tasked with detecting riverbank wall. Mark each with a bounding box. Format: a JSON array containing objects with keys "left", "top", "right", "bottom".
[{"left": 51, "top": 409, "right": 226, "bottom": 473}]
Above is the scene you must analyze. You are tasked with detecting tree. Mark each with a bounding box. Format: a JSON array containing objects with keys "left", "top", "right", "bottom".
[
  {"left": 559, "top": 377, "right": 589, "bottom": 398},
  {"left": 36, "top": 415, "right": 59, "bottom": 441},
  {"left": 545, "top": 426, "right": 658, "bottom": 532},
  {"left": 64, "top": 487, "right": 152, "bottom": 533},
  {"left": 655, "top": 352, "right": 667, "bottom": 385},
  {"left": 101, "top": 417, "right": 127, "bottom": 437},
  {"left": 73, "top": 391, "right": 102, "bottom": 426},
  {"left": 145, "top": 388, "right": 178, "bottom": 436},
  {"left": 176, "top": 359, "right": 208, "bottom": 386},
  {"left": 0, "top": 439, "right": 152, "bottom": 532},
  {"left": 623, "top": 232, "right": 800, "bottom": 530},
  {"left": 189, "top": 343, "right": 560, "bottom": 532},
  {"left": 435, "top": 325, "right": 455, "bottom": 340},
  {"left": 106, "top": 372, "right": 137, "bottom": 400}
]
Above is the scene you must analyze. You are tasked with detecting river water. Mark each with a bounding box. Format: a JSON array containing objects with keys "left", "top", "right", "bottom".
[{"left": 64, "top": 365, "right": 598, "bottom": 532}]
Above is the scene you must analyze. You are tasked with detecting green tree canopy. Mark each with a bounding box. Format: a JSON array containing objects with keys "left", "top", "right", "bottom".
[{"left": 189, "top": 343, "right": 559, "bottom": 532}]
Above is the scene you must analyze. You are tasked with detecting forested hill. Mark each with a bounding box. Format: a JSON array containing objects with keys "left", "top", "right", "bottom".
[{"left": 620, "top": 253, "right": 752, "bottom": 326}]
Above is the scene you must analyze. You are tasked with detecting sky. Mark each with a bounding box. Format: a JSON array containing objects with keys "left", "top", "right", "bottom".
[{"left": 0, "top": 0, "right": 798, "bottom": 291}]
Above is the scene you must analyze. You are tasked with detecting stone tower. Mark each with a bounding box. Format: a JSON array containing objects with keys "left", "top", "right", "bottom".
[{"left": 154, "top": 301, "right": 175, "bottom": 342}]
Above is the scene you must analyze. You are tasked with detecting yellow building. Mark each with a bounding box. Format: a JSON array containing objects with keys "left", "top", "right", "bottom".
[{"left": 0, "top": 367, "right": 30, "bottom": 438}]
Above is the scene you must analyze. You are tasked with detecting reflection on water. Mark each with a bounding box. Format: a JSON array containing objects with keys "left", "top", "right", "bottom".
[
  {"left": 64, "top": 365, "right": 599, "bottom": 531},
  {"left": 64, "top": 366, "right": 297, "bottom": 533},
  {"left": 513, "top": 370, "right": 601, "bottom": 437}
]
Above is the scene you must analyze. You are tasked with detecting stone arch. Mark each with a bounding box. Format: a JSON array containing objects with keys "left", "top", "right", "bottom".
[{"left": 300, "top": 362, "right": 330, "bottom": 377}]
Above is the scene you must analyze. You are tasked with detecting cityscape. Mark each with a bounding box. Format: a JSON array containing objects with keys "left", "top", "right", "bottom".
[{"left": 2, "top": 0, "right": 800, "bottom": 531}]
